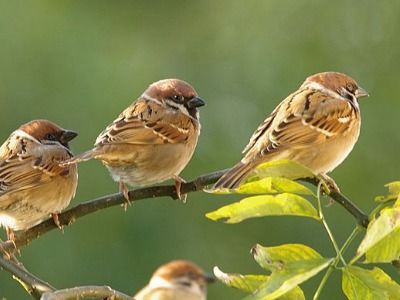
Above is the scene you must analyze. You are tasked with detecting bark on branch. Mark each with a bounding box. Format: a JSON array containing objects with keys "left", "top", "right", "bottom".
[
  {"left": 0, "top": 254, "right": 55, "bottom": 299},
  {"left": 0, "top": 246, "right": 130, "bottom": 300},
  {"left": 0, "top": 168, "right": 369, "bottom": 254},
  {"left": 40, "top": 286, "right": 133, "bottom": 300}
]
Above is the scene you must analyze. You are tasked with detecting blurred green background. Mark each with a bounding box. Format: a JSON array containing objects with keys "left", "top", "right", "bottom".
[{"left": 0, "top": 1, "right": 399, "bottom": 299}]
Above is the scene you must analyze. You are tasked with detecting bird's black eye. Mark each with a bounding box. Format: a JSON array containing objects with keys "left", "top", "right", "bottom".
[
  {"left": 45, "top": 133, "right": 57, "bottom": 141},
  {"left": 172, "top": 94, "right": 184, "bottom": 103}
]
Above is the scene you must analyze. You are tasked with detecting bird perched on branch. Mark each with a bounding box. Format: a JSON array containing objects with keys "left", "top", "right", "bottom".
[
  {"left": 0, "top": 120, "right": 78, "bottom": 240},
  {"left": 66, "top": 79, "right": 205, "bottom": 206},
  {"left": 134, "top": 260, "right": 214, "bottom": 300},
  {"left": 214, "top": 72, "right": 368, "bottom": 190}
]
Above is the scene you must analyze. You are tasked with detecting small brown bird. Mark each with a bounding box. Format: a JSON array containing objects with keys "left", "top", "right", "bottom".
[
  {"left": 134, "top": 260, "right": 214, "bottom": 300},
  {"left": 214, "top": 72, "right": 368, "bottom": 189},
  {"left": 0, "top": 120, "right": 78, "bottom": 239},
  {"left": 68, "top": 79, "right": 205, "bottom": 202}
]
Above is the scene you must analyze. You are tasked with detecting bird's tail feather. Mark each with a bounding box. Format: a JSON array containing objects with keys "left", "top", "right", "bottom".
[
  {"left": 63, "top": 148, "right": 100, "bottom": 165},
  {"left": 213, "top": 162, "right": 254, "bottom": 190}
]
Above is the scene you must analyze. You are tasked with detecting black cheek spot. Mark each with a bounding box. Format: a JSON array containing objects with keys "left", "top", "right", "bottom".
[{"left": 21, "top": 140, "right": 27, "bottom": 153}]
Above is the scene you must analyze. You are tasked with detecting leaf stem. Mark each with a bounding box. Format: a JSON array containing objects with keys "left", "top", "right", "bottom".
[
  {"left": 316, "top": 183, "right": 346, "bottom": 265},
  {"left": 340, "top": 226, "right": 362, "bottom": 255},
  {"left": 313, "top": 265, "right": 334, "bottom": 300},
  {"left": 313, "top": 226, "right": 362, "bottom": 299}
]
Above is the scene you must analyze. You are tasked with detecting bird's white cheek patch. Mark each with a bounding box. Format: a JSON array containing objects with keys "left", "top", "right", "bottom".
[
  {"left": 149, "top": 276, "right": 175, "bottom": 289},
  {"left": 165, "top": 99, "right": 191, "bottom": 118}
]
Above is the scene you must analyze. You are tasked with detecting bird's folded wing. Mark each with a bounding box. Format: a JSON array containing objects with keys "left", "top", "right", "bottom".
[
  {"left": 242, "top": 101, "right": 283, "bottom": 154},
  {"left": 243, "top": 89, "right": 357, "bottom": 157},
  {"left": 95, "top": 100, "right": 193, "bottom": 146},
  {"left": 0, "top": 135, "right": 72, "bottom": 196}
]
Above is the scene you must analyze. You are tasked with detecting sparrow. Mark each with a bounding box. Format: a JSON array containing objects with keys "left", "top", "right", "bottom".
[
  {"left": 134, "top": 260, "right": 214, "bottom": 300},
  {"left": 0, "top": 120, "right": 78, "bottom": 240},
  {"left": 67, "top": 79, "right": 205, "bottom": 204},
  {"left": 214, "top": 72, "right": 368, "bottom": 190}
]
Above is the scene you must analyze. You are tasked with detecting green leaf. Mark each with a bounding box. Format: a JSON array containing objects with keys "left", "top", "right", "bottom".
[
  {"left": 246, "top": 244, "right": 332, "bottom": 299},
  {"left": 208, "top": 162, "right": 315, "bottom": 195},
  {"left": 250, "top": 160, "right": 315, "bottom": 182},
  {"left": 342, "top": 266, "right": 400, "bottom": 300},
  {"left": 375, "top": 181, "right": 400, "bottom": 203},
  {"left": 213, "top": 266, "right": 268, "bottom": 293},
  {"left": 205, "top": 193, "right": 319, "bottom": 224},
  {"left": 235, "top": 177, "right": 315, "bottom": 196},
  {"left": 356, "top": 207, "right": 400, "bottom": 263},
  {"left": 251, "top": 243, "right": 325, "bottom": 271},
  {"left": 213, "top": 267, "right": 305, "bottom": 300},
  {"left": 365, "top": 226, "right": 400, "bottom": 263}
]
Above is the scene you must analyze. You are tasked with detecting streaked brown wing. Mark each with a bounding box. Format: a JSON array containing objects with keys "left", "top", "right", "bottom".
[
  {"left": 95, "top": 99, "right": 193, "bottom": 146},
  {"left": 0, "top": 135, "right": 72, "bottom": 196},
  {"left": 244, "top": 89, "right": 357, "bottom": 159},
  {"left": 242, "top": 101, "right": 282, "bottom": 154}
]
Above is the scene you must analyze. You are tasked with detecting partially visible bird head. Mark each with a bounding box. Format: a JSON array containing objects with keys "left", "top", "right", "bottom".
[
  {"left": 142, "top": 79, "right": 205, "bottom": 119},
  {"left": 302, "top": 72, "right": 369, "bottom": 102},
  {"left": 19, "top": 119, "right": 78, "bottom": 149},
  {"left": 149, "top": 260, "right": 214, "bottom": 297}
]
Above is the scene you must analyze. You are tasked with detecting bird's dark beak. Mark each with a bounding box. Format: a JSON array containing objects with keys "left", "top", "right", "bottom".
[
  {"left": 187, "top": 96, "right": 206, "bottom": 108},
  {"left": 203, "top": 273, "right": 215, "bottom": 284},
  {"left": 61, "top": 130, "right": 78, "bottom": 143},
  {"left": 356, "top": 87, "right": 369, "bottom": 98}
]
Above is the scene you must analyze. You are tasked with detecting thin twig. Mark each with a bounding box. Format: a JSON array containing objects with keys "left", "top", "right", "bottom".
[
  {"left": 302, "top": 177, "right": 369, "bottom": 228},
  {"left": 0, "top": 168, "right": 369, "bottom": 254},
  {"left": 1, "top": 240, "right": 131, "bottom": 300},
  {"left": 40, "top": 286, "right": 133, "bottom": 300},
  {"left": 0, "top": 255, "right": 55, "bottom": 299}
]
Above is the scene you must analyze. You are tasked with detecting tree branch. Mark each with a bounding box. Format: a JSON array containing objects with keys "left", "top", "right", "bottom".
[
  {"left": 1, "top": 239, "right": 132, "bottom": 300},
  {"left": 0, "top": 254, "right": 55, "bottom": 299},
  {"left": 0, "top": 168, "right": 368, "bottom": 254},
  {"left": 40, "top": 286, "right": 133, "bottom": 300},
  {"left": 302, "top": 177, "right": 370, "bottom": 228}
]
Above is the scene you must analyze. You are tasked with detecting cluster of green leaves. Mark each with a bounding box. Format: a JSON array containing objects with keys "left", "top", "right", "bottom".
[{"left": 206, "top": 160, "right": 400, "bottom": 299}]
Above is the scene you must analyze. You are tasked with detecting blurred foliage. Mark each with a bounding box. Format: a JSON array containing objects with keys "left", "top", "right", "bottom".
[{"left": 0, "top": 1, "right": 400, "bottom": 299}]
